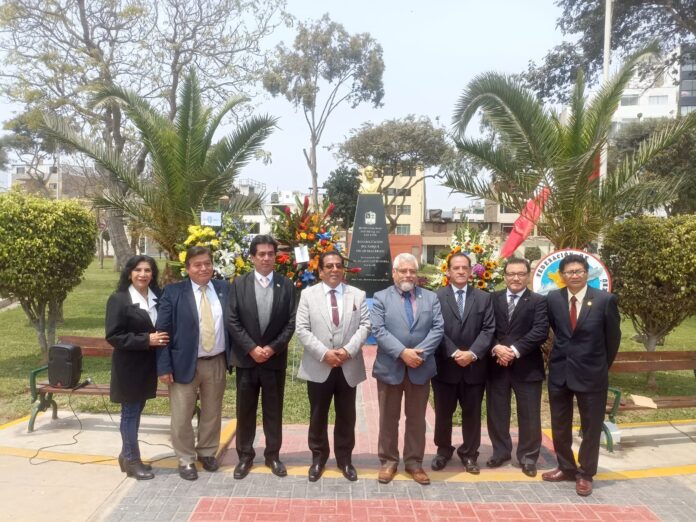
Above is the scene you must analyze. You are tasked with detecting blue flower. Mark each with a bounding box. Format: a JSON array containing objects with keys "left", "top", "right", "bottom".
[{"left": 301, "top": 271, "right": 316, "bottom": 283}]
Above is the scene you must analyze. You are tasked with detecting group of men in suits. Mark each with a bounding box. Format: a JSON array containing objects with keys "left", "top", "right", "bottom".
[{"left": 155, "top": 236, "right": 620, "bottom": 497}]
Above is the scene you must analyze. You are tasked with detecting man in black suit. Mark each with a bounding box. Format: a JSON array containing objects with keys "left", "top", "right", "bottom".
[
  {"left": 541, "top": 254, "right": 621, "bottom": 497},
  {"left": 432, "top": 252, "right": 495, "bottom": 474},
  {"left": 227, "top": 235, "right": 296, "bottom": 479},
  {"left": 486, "top": 257, "right": 548, "bottom": 477},
  {"left": 156, "top": 246, "right": 230, "bottom": 481}
]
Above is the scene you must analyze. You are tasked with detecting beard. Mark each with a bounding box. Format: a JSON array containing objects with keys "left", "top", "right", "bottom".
[{"left": 397, "top": 281, "right": 415, "bottom": 292}]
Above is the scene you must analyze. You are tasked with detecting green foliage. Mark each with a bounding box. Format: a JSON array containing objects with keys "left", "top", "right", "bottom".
[
  {"left": 262, "top": 13, "right": 385, "bottom": 206},
  {"left": 601, "top": 215, "right": 696, "bottom": 353},
  {"left": 444, "top": 44, "right": 696, "bottom": 249},
  {"left": 322, "top": 166, "right": 360, "bottom": 229},
  {"left": 521, "top": 0, "right": 696, "bottom": 102},
  {"left": 0, "top": 190, "right": 95, "bottom": 353},
  {"left": 611, "top": 118, "right": 696, "bottom": 216},
  {"left": 43, "top": 69, "right": 275, "bottom": 262},
  {"left": 524, "top": 246, "right": 542, "bottom": 262}
]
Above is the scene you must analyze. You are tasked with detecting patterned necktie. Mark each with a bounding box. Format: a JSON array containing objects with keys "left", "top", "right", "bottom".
[
  {"left": 330, "top": 289, "right": 339, "bottom": 326},
  {"left": 508, "top": 294, "right": 517, "bottom": 321},
  {"left": 200, "top": 285, "right": 215, "bottom": 352},
  {"left": 402, "top": 291, "right": 414, "bottom": 328},
  {"left": 259, "top": 275, "right": 269, "bottom": 288},
  {"left": 456, "top": 289, "right": 465, "bottom": 318},
  {"left": 569, "top": 295, "right": 578, "bottom": 332}
]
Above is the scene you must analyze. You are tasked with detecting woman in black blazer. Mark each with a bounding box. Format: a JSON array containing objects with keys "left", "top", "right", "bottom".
[{"left": 105, "top": 255, "right": 169, "bottom": 480}]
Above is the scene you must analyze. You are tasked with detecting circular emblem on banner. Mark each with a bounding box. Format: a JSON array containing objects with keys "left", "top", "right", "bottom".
[{"left": 531, "top": 249, "right": 612, "bottom": 296}]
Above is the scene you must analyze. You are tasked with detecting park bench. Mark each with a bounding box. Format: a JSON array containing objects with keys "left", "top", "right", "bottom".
[
  {"left": 602, "top": 350, "right": 696, "bottom": 451},
  {"left": 28, "top": 335, "right": 187, "bottom": 433}
]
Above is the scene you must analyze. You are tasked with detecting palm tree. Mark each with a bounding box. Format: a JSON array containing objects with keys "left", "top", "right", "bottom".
[
  {"left": 43, "top": 69, "right": 276, "bottom": 262},
  {"left": 443, "top": 43, "right": 696, "bottom": 249}
]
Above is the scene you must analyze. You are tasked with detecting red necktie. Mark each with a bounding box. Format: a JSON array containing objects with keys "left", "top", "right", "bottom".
[
  {"left": 569, "top": 295, "right": 577, "bottom": 331},
  {"left": 330, "top": 290, "right": 339, "bottom": 326}
]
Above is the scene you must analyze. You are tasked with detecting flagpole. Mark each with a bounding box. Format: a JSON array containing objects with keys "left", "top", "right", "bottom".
[{"left": 600, "top": 0, "right": 613, "bottom": 180}]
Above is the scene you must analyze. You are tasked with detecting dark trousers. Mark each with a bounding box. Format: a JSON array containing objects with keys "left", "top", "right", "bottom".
[
  {"left": 120, "top": 400, "right": 146, "bottom": 462},
  {"left": 235, "top": 366, "right": 285, "bottom": 461},
  {"left": 486, "top": 372, "right": 542, "bottom": 465},
  {"left": 548, "top": 385, "right": 607, "bottom": 480},
  {"left": 432, "top": 378, "right": 485, "bottom": 460},
  {"left": 307, "top": 367, "right": 356, "bottom": 466}
]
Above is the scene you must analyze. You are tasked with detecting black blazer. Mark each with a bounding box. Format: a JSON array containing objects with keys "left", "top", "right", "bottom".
[
  {"left": 489, "top": 288, "right": 548, "bottom": 383},
  {"left": 105, "top": 290, "right": 159, "bottom": 403},
  {"left": 434, "top": 285, "right": 495, "bottom": 385},
  {"left": 227, "top": 271, "right": 296, "bottom": 370},
  {"left": 547, "top": 286, "right": 621, "bottom": 393}
]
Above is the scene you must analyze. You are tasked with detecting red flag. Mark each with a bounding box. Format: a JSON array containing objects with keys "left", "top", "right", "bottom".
[
  {"left": 499, "top": 187, "right": 551, "bottom": 258},
  {"left": 588, "top": 153, "right": 601, "bottom": 182}
]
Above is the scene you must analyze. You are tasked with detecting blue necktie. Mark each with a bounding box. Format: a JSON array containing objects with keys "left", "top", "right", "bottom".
[
  {"left": 456, "top": 289, "right": 465, "bottom": 318},
  {"left": 402, "top": 291, "right": 414, "bottom": 328}
]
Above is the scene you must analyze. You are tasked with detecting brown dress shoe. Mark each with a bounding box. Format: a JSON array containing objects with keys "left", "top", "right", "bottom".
[
  {"left": 541, "top": 468, "right": 575, "bottom": 482},
  {"left": 377, "top": 465, "right": 397, "bottom": 484},
  {"left": 406, "top": 468, "right": 431, "bottom": 485},
  {"left": 576, "top": 477, "right": 593, "bottom": 496}
]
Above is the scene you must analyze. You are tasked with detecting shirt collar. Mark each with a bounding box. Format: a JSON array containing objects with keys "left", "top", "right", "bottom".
[
  {"left": 450, "top": 284, "right": 467, "bottom": 295},
  {"left": 190, "top": 279, "right": 211, "bottom": 293},
  {"left": 255, "top": 271, "right": 274, "bottom": 285},
  {"left": 568, "top": 285, "right": 588, "bottom": 303},
  {"left": 507, "top": 288, "right": 526, "bottom": 299},
  {"left": 128, "top": 284, "right": 157, "bottom": 309},
  {"left": 322, "top": 282, "right": 343, "bottom": 296}
]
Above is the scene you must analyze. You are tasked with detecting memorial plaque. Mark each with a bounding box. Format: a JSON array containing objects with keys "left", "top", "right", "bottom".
[{"left": 348, "top": 194, "right": 392, "bottom": 297}]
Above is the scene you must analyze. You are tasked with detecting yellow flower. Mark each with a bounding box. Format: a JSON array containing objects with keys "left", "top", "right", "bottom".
[
  {"left": 188, "top": 225, "right": 199, "bottom": 234},
  {"left": 235, "top": 257, "right": 245, "bottom": 269},
  {"left": 476, "top": 279, "right": 486, "bottom": 288},
  {"left": 300, "top": 232, "right": 307, "bottom": 240},
  {"left": 473, "top": 244, "right": 484, "bottom": 254},
  {"left": 311, "top": 227, "right": 319, "bottom": 233},
  {"left": 440, "top": 261, "right": 448, "bottom": 273},
  {"left": 485, "top": 261, "right": 494, "bottom": 270},
  {"left": 483, "top": 271, "right": 492, "bottom": 280},
  {"left": 453, "top": 246, "right": 461, "bottom": 253},
  {"left": 287, "top": 271, "right": 295, "bottom": 279},
  {"left": 178, "top": 251, "right": 187, "bottom": 263},
  {"left": 210, "top": 239, "right": 220, "bottom": 248}
]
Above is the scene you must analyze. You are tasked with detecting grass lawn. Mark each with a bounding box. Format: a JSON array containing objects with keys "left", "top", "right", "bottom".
[{"left": 1, "top": 258, "right": 695, "bottom": 428}]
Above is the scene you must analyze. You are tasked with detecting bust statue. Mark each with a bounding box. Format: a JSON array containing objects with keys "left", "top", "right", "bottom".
[{"left": 359, "top": 166, "right": 380, "bottom": 194}]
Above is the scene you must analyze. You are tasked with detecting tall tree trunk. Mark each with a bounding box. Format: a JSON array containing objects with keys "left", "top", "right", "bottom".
[
  {"left": 642, "top": 334, "right": 659, "bottom": 390},
  {"left": 21, "top": 299, "right": 48, "bottom": 358},
  {"left": 47, "top": 299, "right": 60, "bottom": 349},
  {"left": 107, "top": 209, "right": 133, "bottom": 272}
]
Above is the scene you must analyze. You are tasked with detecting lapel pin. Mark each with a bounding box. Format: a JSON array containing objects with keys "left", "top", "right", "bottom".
[{"left": 586, "top": 301, "right": 592, "bottom": 307}]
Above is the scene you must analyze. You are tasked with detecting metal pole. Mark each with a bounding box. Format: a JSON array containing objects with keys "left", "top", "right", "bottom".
[{"left": 600, "top": 0, "right": 613, "bottom": 179}]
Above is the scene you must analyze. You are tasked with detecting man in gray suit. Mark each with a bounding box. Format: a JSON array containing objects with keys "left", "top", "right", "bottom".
[
  {"left": 371, "top": 253, "right": 444, "bottom": 485},
  {"left": 296, "top": 252, "right": 370, "bottom": 482}
]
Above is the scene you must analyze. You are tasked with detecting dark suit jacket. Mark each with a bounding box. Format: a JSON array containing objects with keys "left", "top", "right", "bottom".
[
  {"left": 547, "top": 286, "right": 621, "bottom": 393},
  {"left": 105, "top": 290, "right": 159, "bottom": 403},
  {"left": 155, "top": 278, "right": 231, "bottom": 383},
  {"left": 489, "top": 288, "right": 548, "bottom": 383},
  {"left": 226, "top": 271, "right": 296, "bottom": 370},
  {"left": 434, "top": 285, "right": 495, "bottom": 385}
]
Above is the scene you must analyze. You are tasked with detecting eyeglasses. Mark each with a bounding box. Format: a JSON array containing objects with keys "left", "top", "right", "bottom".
[
  {"left": 504, "top": 272, "right": 529, "bottom": 278},
  {"left": 562, "top": 270, "right": 587, "bottom": 277},
  {"left": 396, "top": 268, "right": 417, "bottom": 275},
  {"left": 323, "top": 263, "right": 344, "bottom": 270}
]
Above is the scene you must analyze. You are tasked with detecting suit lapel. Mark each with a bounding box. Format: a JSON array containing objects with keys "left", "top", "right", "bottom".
[
  {"left": 558, "top": 287, "right": 573, "bottom": 336},
  {"left": 315, "top": 284, "right": 333, "bottom": 330},
  {"left": 245, "top": 273, "right": 261, "bottom": 329},
  {"left": 460, "top": 285, "right": 475, "bottom": 325},
  {"left": 184, "top": 280, "right": 198, "bottom": 325},
  {"left": 340, "top": 285, "right": 354, "bottom": 336},
  {"left": 391, "top": 286, "right": 412, "bottom": 330},
  {"left": 509, "top": 288, "right": 529, "bottom": 326},
  {"left": 445, "top": 286, "right": 462, "bottom": 322},
  {"left": 574, "top": 286, "right": 594, "bottom": 332}
]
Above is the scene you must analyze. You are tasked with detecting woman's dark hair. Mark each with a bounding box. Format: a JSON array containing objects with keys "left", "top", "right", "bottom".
[{"left": 117, "top": 255, "right": 161, "bottom": 293}]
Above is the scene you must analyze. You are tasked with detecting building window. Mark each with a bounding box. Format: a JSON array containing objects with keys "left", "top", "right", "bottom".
[
  {"left": 681, "top": 106, "right": 696, "bottom": 115},
  {"left": 502, "top": 224, "right": 514, "bottom": 234},
  {"left": 16, "top": 167, "right": 25, "bottom": 175},
  {"left": 648, "top": 95, "right": 668, "bottom": 105},
  {"left": 49, "top": 166, "right": 59, "bottom": 174},
  {"left": 433, "top": 223, "right": 447, "bottom": 233},
  {"left": 499, "top": 204, "right": 515, "bottom": 214},
  {"left": 382, "top": 166, "right": 396, "bottom": 177},
  {"left": 48, "top": 183, "right": 58, "bottom": 190},
  {"left": 395, "top": 224, "right": 411, "bottom": 235},
  {"left": 385, "top": 188, "right": 411, "bottom": 197},
  {"left": 402, "top": 167, "right": 417, "bottom": 176},
  {"left": 620, "top": 95, "right": 639, "bottom": 106},
  {"left": 387, "top": 204, "right": 411, "bottom": 216}
]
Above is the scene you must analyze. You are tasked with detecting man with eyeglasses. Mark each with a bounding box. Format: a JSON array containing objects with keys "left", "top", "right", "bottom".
[
  {"left": 295, "top": 252, "right": 370, "bottom": 482},
  {"left": 542, "top": 254, "right": 621, "bottom": 497},
  {"left": 431, "top": 252, "right": 495, "bottom": 475},
  {"left": 371, "top": 253, "right": 444, "bottom": 485},
  {"left": 486, "top": 257, "right": 548, "bottom": 478}
]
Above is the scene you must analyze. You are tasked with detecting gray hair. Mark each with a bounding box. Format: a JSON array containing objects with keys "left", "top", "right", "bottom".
[{"left": 393, "top": 253, "right": 419, "bottom": 270}]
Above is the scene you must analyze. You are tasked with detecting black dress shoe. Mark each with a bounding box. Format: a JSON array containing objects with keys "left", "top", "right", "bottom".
[
  {"left": 308, "top": 463, "right": 324, "bottom": 482},
  {"left": 461, "top": 457, "right": 480, "bottom": 474},
  {"left": 486, "top": 456, "right": 511, "bottom": 468},
  {"left": 522, "top": 463, "right": 537, "bottom": 477},
  {"left": 234, "top": 459, "right": 253, "bottom": 480},
  {"left": 265, "top": 458, "right": 287, "bottom": 477},
  {"left": 178, "top": 463, "right": 198, "bottom": 481},
  {"left": 197, "top": 456, "right": 219, "bottom": 472},
  {"left": 120, "top": 457, "right": 154, "bottom": 480},
  {"left": 119, "top": 454, "right": 153, "bottom": 472},
  {"left": 338, "top": 463, "right": 358, "bottom": 481},
  {"left": 431, "top": 454, "right": 450, "bottom": 471}
]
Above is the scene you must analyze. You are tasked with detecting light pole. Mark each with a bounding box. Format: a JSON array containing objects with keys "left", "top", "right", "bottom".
[{"left": 600, "top": 0, "right": 613, "bottom": 180}]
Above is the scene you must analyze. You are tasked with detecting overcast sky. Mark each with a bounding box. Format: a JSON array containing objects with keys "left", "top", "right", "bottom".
[{"left": 1, "top": 0, "right": 565, "bottom": 208}]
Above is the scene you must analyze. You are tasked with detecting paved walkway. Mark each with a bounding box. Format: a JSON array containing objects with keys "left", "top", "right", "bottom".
[{"left": 1, "top": 345, "right": 696, "bottom": 521}]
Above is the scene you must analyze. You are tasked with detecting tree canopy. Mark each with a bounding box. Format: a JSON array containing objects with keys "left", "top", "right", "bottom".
[
  {"left": 444, "top": 44, "right": 696, "bottom": 249},
  {"left": 522, "top": 0, "right": 696, "bottom": 102},
  {"left": 0, "top": 190, "right": 95, "bottom": 354},
  {"left": 322, "top": 166, "right": 360, "bottom": 230},
  {"left": 262, "top": 13, "right": 384, "bottom": 207}
]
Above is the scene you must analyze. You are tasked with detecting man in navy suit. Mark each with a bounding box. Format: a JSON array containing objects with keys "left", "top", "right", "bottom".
[
  {"left": 156, "top": 246, "right": 230, "bottom": 481},
  {"left": 541, "top": 254, "right": 621, "bottom": 497},
  {"left": 432, "top": 252, "right": 495, "bottom": 474},
  {"left": 371, "top": 253, "right": 444, "bottom": 486},
  {"left": 486, "top": 257, "right": 548, "bottom": 477}
]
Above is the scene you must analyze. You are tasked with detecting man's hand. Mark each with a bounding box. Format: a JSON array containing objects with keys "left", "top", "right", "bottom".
[
  {"left": 323, "top": 350, "right": 343, "bottom": 368},
  {"left": 159, "top": 373, "right": 173, "bottom": 385},
  {"left": 250, "top": 346, "right": 271, "bottom": 363},
  {"left": 492, "top": 344, "right": 515, "bottom": 366},
  {"left": 401, "top": 348, "right": 424, "bottom": 368},
  {"left": 335, "top": 348, "right": 349, "bottom": 363},
  {"left": 454, "top": 350, "right": 476, "bottom": 368}
]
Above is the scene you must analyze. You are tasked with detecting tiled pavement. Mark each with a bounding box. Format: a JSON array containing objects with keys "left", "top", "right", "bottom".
[{"left": 103, "top": 346, "right": 696, "bottom": 521}]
